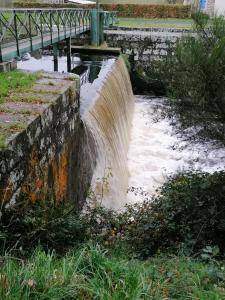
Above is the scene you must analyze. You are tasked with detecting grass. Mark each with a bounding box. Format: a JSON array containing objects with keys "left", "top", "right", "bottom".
[
  {"left": 0, "top": 70, "right": 39, "bottom": 104},
  {"left": 0, "top": 107, "right": 37, "bottom": 115},
  {"left": 9, "top": 94, "right": 46, "bottom": 104},
  {"left": 0, "top": 133, "right": 7, "bottom": 149},
  {"left": 117, "top": 17, "right": 193, "bottom": 29},
  {"left": 0, "top": 243, "right": 225, "bottom": 299},
  {"left": 0, "top": 122, "right": 27, "bottom": 131}
]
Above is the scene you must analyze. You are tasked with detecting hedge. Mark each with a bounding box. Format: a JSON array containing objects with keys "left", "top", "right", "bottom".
[
  {"left": 101, "top": 4, "right": 191, "bottom": 18},
  {"left": 13, "top": 2, "right": 191, "bottom": 19},
  {"left": 13, "top": 2, "right": 95, "bottom": 9}
]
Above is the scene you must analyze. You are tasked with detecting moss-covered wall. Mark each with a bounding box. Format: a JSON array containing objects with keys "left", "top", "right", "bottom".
[{"left": 0, "top": 72, "right": 94, "bottom": 210}]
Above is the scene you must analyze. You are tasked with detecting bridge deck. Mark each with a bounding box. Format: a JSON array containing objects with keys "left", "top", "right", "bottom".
[{"left": 1, "top": 25, "right": 90, "bottom": 61}]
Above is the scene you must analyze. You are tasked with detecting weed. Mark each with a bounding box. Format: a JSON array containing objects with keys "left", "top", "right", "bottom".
[
  {"left": 0, "top": 123, "right": 27, "bottom": 131},
  {"left": 0, "top": 243, "right": 225, "bottom": 299},
  {"left": 0, "top": 70, "right": 39, "bottom": 104},
  {"left": 0, "top": 107, "right": 36, "bottom": 115},
  {"left": 0, "top": 134, "right": 7, "bottom": 149},
  {"left": 9, "top": 95, "right": 45, "bottom": 103}
]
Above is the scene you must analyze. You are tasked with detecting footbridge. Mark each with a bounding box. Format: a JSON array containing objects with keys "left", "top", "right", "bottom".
[{"left": 0, "top": 8, "right": 116, "bottom": 65}]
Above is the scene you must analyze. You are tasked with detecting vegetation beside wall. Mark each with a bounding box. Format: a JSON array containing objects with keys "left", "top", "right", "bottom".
[
  {"left": 1, "top": 170, "right": 225, "bottom": 259},
  {"left": 101, "top": 4, "right": 191, "bottom": 18},
  {"left": 151, "top": 12, "right": 225, "bottom": 143},
  {"left": 1, "top": 243, "right": 225, "bottom": 299},
  {"left": 1, "top": 170, "right": 225, "bottom": 298}
]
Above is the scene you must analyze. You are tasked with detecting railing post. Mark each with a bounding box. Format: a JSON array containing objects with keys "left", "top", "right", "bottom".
[
  {"left": 40, "top": 10, "right": 44, "bottom": 49},
  {"left": 90, "top": 9, "right": 99, "bottom": 46},
  {"left": 0, "top": 17, "right": 3, "bottom": 62},
  {"left": 28, "top": 11, "right": 33, "bottom": 52},
  {"left": 66, "top": 37, "right": 71, "bottom": 73},
  {"left": 14, "top": 10, "right": 20, "bottom": 57},
  {"left": 0, "top": 45, "right": 2, "bottom": 63},
  {"left": 53, "top": 42, "right": 58, "bottom": 72},
  {"left": 50, "top": 11, "right": 53, "bottom": 45},
  {"left": 99, "top": 11, "right": 104, "bottom": 45}
]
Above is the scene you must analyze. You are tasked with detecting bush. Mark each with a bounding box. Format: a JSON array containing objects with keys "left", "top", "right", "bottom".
[
  {"left": 0, "top": 201, "right": 86, "bottom": 256},
  {"left": 82, "top": 171, "right": 225, "bottom": 259},
  {"left": 101, "top": 4, "right": 191, "bottom": 19},
  {"left": 2, "top": 171, "right": 225, "bottom": 259},
  {"left": 121, "top": 171, "right": 225, "bottom": 258},
  {"left": 157, "top": 12, "right": 225, "bottom": 143}
]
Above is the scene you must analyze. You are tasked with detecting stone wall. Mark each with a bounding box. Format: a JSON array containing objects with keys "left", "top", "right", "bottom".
[
  {"left": 105, "top": 28, "right": 187, "bottom": 64},
  {"left": 0, "top": 72, "right": 94, "bottom": 210}
]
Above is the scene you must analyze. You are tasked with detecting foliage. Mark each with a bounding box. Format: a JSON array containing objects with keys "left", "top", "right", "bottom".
[
  {"left": 0, "top": 134, "right": 7, "bottom": 149},
  {"left": 101, "top": 4, "right": 191, "bottom": 19},
  {"left": 118, "top": 17, "right": 192, "bottom": 29},
  {"left": 1, "top": 243, "right": 225, "bottom": 300},
  {"left": 81, "top": 171, "right": 225, "bottom": 259},
  {"left": 121, "top": 171, "right": 225, "bottom": 258},
  {"left": 156, "top": 12, "right": 225, "bottom": 143},
  {"left": 120, "top": 53, "right": 131, "bottom": 72},
  {"left": 2, "top": 171, "right": 225, "bottom": 259},
  {"left": 0, "top": 201, "right": 85, "bottom": 256},
  {"left": 0, "top": 70, "right": 38, "bottom": 104}
]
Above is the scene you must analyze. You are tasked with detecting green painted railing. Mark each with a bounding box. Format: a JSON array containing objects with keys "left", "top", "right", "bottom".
[{"left": 0, "top": 8, "right": 115, "bottom": 62}]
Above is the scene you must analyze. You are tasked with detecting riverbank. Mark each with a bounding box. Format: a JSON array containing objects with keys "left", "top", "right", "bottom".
[
  {"left": 1, "top": 243, "right": 225, "bottom": 299},
  {"left": 118, "top": 17, "right": 193, "bottom": 29}
]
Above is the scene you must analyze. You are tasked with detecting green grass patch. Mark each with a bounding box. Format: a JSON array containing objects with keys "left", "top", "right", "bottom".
[
  {"left": 9, "top": 94, "right": 46, "bottom": 103},
  {"left": 117, "top": 17, "right": 193, "bottom": 29},
  {"left": 0, "top": 70, "right": 39, "bottom": 104},
  {"left": 0, "top": 243, "right": 225, "bottom": 299},
  {"left": 0, "top": 133, "right": 7, "bottom": 149},
  {"left": 0, "top": 122, "right": 27, "bottom": 131},
  {"left": 0, "top": 107, "right": 36, "bottom": 115}
]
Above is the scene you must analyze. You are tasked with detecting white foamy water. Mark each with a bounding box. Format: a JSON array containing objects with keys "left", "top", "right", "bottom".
[{"left": 127, "top": 96, "right": 225, "bottom": 204}]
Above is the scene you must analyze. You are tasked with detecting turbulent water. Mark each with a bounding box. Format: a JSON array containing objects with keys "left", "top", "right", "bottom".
[
  {"left": 82, "top": 57, "right": 134, "bottom": 209},
  {"left": 127, "top": 96, "right": 225, "bottom": 204}
]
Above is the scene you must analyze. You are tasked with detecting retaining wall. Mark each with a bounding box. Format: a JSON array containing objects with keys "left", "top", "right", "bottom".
[
  {"left": 0, "top": 72, "right": 93, "bottom": 210},
  {"left": 105, "top": 27, "right": 189, "bottom": 63}
]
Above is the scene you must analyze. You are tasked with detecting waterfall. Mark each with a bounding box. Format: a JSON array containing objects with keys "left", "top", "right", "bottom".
[{"left": 82, "top": 57, "right": 134, "bottom": 209}]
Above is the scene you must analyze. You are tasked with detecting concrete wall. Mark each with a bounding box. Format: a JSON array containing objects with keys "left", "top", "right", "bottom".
[{"left": 0, "top": 72, "right": 94, "bottom": 210}]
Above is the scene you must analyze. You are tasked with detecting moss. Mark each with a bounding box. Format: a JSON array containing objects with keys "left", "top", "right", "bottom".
[
  {"left": 0, "top": 133, "right": 7, "bottom": 149},
  {"left": 0, "top": 107, "right": 36, "bottom": 115},
  {"left": 0, "top": 70, "right": 40, "bottom": 104},
  {"left": 0, "top": 122, "right": 27, "bottom": 131},
  {"left": 121, "top": 54, "right": 131, "bottom": 72},
  {"left": 9, "top": 95, "right": 46, "bottom": 103},
  {"left": 65, "top": 75, "right": 80, "bottom": 81}
]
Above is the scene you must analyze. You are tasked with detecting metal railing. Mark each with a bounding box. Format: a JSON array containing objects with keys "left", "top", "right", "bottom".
[
  {"left": 0, "top": 8, "right": 116, "bottom": 62},
  {"left": 104, "top": 11, "right": 117, "bottom": 27}
]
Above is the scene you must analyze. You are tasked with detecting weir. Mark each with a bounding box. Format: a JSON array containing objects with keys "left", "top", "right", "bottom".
[
  {"left": 82, "top": 57, "right": 134, "bottom": 209},
  {"left": 0, "top": 54, "right": 134, "bottom": 210}
]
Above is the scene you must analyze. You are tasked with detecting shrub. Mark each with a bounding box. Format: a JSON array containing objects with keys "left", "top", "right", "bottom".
[
  {"left": 0, "top": 201, "right": 86, "bottom": 256},
  {"left": 82, "top": 171, "right": 225, "bottom": 259},
  {"left": 157, "top": 12, "right": 225, "bottom": 143},
  {"left": 2, "top": 171, "right": 225, "bottom": 260},
  {"left": 101, "top": 4, "right": 191, "bottom": 19},
  {"left": 121, "top": 171, "right": 225, "bottom": 258}
]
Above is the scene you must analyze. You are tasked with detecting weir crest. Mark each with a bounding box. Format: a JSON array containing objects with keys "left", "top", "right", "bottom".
[{"left": 82, "top": 57, "right": 134, "bottom": 209}]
